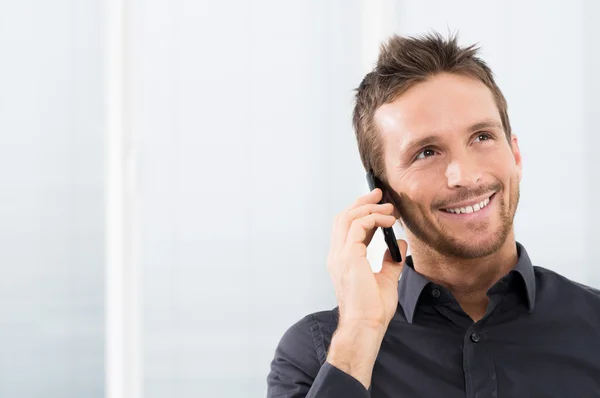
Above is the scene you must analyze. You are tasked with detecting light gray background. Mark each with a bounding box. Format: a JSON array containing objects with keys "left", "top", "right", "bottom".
[
  {"left": 1, "top": 1, "right": 599, "bottom": 398},
  {"left": 0, "top": 1, "right": 105, "bottom": 397}
]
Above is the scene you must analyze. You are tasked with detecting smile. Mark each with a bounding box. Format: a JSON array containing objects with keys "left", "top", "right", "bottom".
[{"left": 440, "top": 193, "right": 496, "bottom": 214}]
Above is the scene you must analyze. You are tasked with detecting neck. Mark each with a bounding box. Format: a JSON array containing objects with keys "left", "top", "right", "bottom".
[{"left": 408, "top": 232, "right": 519, "bottom": 323}]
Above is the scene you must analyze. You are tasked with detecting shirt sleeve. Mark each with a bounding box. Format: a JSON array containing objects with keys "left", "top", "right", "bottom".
[{"left": 266, "top": 315, "right": 370, "bottom": 398}]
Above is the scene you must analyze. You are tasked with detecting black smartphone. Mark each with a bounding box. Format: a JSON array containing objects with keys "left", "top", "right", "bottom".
[{"left": 366, "top": 171, "right": 402, "bottom": 263}]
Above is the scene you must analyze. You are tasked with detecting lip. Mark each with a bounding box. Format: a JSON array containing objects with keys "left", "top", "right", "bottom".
[
  {"left": 438, "top": 192, "right": 497, "bottom": 219},
  {"left": 439, "top": 192, "right": 497, "bottom": 211}
]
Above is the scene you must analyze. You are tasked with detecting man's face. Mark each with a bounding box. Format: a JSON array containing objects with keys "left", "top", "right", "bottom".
[{"left": 375, "top": 73, "right": 522, "bottom": 259}]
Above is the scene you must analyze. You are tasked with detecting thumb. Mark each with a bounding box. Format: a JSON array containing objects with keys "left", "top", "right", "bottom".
[{"left": 380, "top": 239, "right": 408, "bottom": 281}]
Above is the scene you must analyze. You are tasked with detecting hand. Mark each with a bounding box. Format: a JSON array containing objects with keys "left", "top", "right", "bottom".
[{"left": 327, "top": 187, "right": 408, "bottom": 332}]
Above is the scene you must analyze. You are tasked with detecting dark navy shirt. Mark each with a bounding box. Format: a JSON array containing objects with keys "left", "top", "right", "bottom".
[{"left": 267, "top": 242, "right": 600, "bottom": 397}]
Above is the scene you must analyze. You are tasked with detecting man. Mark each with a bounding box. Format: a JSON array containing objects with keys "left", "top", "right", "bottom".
[{"left": 266, "top": 32, "right": 600, "bottom": 397}]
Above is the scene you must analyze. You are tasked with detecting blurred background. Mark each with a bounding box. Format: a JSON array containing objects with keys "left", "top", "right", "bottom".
[{"left": 1, "top": 0, "right": 599, "bottom": 397}]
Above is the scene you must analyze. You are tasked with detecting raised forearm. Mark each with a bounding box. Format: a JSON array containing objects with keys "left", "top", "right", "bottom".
[{"left": 325, "top": 324, "right": 386, "bottom": 390}]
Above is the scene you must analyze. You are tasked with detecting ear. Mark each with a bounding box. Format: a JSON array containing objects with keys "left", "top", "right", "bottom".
[{"left": 510, "top": 134, "right": 523, "bottom": 182}]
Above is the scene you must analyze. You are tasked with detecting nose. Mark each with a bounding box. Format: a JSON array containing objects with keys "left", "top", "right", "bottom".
[{"left": 445, "top": 152, "right": 482, "bottom": 189}]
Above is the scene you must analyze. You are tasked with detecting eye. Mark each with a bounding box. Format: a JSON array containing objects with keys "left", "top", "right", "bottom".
[
  {"left": 474, "top": 132, "right": 493, "bottom": 142},
  {"left": 415, "top": 147, "right": 436, "bottom": 161}
]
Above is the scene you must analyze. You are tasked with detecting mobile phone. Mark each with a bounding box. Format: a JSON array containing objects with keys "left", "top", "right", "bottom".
[{"left": 366, "top": 171, "right": 402, "bottom": 263}]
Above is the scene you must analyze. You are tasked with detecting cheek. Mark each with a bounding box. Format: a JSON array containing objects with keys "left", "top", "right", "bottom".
[
  {"left": 485, "top": 150, "right": 517, "bottom": 182},
  {"left": 483, "top": 142, "right": 516, "bottom": 166},
  {"left": 398, "top": 169, "right": 443, "bottom": 208},
  {"left": 397, "top": 168, "right": 425, "bottom": 199}
]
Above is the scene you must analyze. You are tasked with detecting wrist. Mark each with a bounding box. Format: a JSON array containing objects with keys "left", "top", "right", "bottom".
[
  {"left": 326, "top": 324, "right": 386, "bottom": 389},
  {"left": 339, "top": 317, "right": 388, "bottom": 334}
]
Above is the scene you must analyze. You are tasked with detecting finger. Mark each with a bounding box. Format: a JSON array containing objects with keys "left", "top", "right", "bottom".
[
  {"left": 342, "top": 188, "right": 384, "bottom": 214},
  {"left": 347, "top": 204, "right": 394, "bottom": 251},
  {"left": 330, "top": 189, "right": 386, "bottom": 253},
  {"left": 379, "top": 239, "right": 408, "bottom": 282},
  {"left": 347, "top": 202, "right": 394, "bottom": 220},
  {"left": 345, "top": 213, "right": 397, "bottom": 249},
  {"left": 332, "top": 203, "right": 393, "bottom": 252}
]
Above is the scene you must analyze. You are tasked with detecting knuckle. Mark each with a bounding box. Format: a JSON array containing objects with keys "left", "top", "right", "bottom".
[
  {"left": 346, "top": 207, "right": 357, "bottom": 219},
  {"left": 350, "top": 217, "right": 363, "bottom": 230},
  {"left": 349, "top": 242, "right": 366, "bottom": 257},
  {"left": 366, "top": 213, "right": 378, "bottom": 224}
]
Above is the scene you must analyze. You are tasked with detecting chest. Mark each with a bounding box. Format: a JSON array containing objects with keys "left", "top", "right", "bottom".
[{"left": 370, "top": 320, "right": 600, "bottom": 398}]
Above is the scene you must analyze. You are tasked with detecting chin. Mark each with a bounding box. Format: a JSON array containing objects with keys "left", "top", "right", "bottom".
[
  {"left": 455, "top": 237, "right": 502, "bottom": 258},
  {"left": 440, "top": 227, "right": 508, "bottom": 259}
]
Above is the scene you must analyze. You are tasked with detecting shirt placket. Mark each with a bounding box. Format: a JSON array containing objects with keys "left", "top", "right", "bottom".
[{"left": 463, "top": 326, "right": 498, "bottom": 398}]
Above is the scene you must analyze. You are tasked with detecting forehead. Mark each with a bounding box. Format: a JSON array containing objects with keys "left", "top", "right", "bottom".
[{"left": 374, "top": 73, "right": 501, "bottom": 146}]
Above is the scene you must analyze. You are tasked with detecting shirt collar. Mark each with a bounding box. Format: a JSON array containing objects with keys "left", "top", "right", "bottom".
[
  {"left": 397, "top": 241, "right": 536, "bottom": 324},
  {"left": 511, "top": 241, "right": 536, "bottom": 313}
]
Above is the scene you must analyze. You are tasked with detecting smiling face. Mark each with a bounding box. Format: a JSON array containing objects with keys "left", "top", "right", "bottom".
[{"left": 375, "top": 73, "right": 522, "bottom": 259}]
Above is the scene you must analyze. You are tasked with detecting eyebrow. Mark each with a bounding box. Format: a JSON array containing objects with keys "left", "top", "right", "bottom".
[
  {"left": 400, "top": 118, "right": 503, "bottom": 158},
  {"left": 467, "top": 119, "right": 503, "bottom": 133}
]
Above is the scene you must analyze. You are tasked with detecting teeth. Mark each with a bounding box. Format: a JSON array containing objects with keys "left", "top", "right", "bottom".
[{"left": 444, "top": 195, "right": 491, "bottom": 214}]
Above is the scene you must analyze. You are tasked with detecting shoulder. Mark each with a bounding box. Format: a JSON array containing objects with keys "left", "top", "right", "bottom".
[
  {"left": 267, "top": 307, "right": 339, "bottom": 395},
  {"left": 274, "top": 307, "right": 339, "bottom": 366},
  {"left": 534, "top": 266, "right": 600, "bottom": 303}
]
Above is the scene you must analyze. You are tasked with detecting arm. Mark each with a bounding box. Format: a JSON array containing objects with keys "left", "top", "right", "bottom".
[
  {"left": 267, "top": 316, "right": 372, "bottom": 398},
  {"left": 268, "top": 187, "right": 407, "bottom": 397},
  {"left": 325, "top": 323, "right": 385, "bottom": 390}
]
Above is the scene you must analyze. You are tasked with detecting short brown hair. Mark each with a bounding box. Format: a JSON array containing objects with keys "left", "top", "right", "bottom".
[{"left": 353, "top": 31, "right": 511, "bottom": 184}]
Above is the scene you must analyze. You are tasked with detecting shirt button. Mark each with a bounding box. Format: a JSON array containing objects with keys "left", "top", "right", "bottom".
[
  {"left": 470, "top": 332, "right": 481, "bottom": 343},
  {"left": 431, "top": 288, "right": 441, "bottom": 298}
]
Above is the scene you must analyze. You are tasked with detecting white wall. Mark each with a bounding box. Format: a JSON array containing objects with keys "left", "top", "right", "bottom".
[
  {"left": 0, "top": 1, "right": 105, "bottom": 397},
  {"left": 136, "top": 1, "right": 367, "bottom": 396},
  {"left": 583, "top": 0, "right": 600, "bottom": 288},
  {"left": 135, "top": 2, "right": 600, "bottom": 397}
]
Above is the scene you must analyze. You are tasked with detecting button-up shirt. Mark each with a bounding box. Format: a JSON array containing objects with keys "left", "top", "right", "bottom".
[{"left": 267, "top": 242, "right": 600, "bottom": 397}]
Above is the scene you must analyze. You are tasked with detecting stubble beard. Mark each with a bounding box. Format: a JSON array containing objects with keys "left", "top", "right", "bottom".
[{"left": 401, "top": 181, "right": 520, "bottom": 260}]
